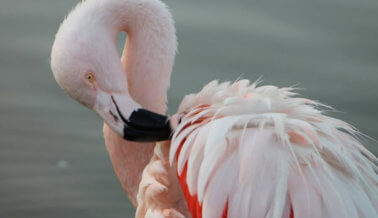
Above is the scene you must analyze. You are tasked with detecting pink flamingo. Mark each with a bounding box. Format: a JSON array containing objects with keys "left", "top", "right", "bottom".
[{"left": 50, "top": 0, "right": 377, "bottom": 217}]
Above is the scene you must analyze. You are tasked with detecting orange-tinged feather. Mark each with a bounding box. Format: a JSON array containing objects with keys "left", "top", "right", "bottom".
[{"left": 176, "top": 139, "right": 203, "bottom": 218}]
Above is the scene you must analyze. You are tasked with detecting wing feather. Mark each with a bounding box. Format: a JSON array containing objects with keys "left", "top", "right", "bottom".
[{"left": 171, "top": 80, "right": 377, "bottom": 218}]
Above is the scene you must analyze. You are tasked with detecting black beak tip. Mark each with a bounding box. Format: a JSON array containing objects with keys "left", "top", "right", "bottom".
[
  {"left": 123, "top": 124, "right": 172, "bottom": 142},
  {"left": 122, "top": 109, "right": 173, "bottom": 142}
]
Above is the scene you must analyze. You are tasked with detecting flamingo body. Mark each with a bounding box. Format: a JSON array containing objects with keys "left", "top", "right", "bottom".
[
  {"left": 167, "top": 80, "right": 377, "bottom": 218},
  {"left": 50, "top": 0, "right": 378, "bottom": 217}
]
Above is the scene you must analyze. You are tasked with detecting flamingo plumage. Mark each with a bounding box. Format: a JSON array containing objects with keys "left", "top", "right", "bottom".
[{"left": 50, "top": 0, "right": 377, "bottom": 217}]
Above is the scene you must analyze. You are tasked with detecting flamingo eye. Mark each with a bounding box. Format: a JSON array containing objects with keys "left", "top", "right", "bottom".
[{"left": 86, "top": 72, "right": 95, "bottom": 83}]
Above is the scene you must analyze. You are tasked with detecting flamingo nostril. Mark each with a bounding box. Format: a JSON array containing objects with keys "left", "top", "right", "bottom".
[
  {"left": 109, "top": 110, "right": 119, "bottom": 122},
  {"left": 111, "top": 96, "right": 129, "bottom": 123}
]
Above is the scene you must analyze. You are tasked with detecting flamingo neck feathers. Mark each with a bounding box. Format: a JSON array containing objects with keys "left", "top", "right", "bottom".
[
  {"left": 66, "top": 0, "right": 177, "bottom": 111},
  {"left": 119, "top": 0, "right": 177, "bottom": 113},
  {"left": 72, "top": 0, "right": 177, "bottom": 206}
]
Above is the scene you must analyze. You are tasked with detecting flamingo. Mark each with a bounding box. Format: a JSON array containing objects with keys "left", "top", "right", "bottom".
[{"left": 50, "top": 0, "right": 377, "bottom": 217}]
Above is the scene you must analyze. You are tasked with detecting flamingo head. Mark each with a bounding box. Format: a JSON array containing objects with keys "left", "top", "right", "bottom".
[{"left": 50, "top": 30, "right": 172, "bottom": 142}]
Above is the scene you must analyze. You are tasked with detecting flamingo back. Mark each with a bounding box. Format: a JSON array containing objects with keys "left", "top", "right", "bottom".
[{"left": 170, "top": 79, "right": 377, "bottom": 218}]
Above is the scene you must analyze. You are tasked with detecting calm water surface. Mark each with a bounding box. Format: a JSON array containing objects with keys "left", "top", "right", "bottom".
[{"left": 0, "top": 0, "right": 377, "bottom": 217}]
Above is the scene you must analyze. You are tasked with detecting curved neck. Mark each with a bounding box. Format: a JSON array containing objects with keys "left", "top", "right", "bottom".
[
  {"left": 75, "top": 0, "right": 176, "bottom": 111},
  {"left": 113, "top": 0, "right": 177, "bottom": 113},
  {"left": 80, "top": 0, "right": 176, "bottom": 206}
]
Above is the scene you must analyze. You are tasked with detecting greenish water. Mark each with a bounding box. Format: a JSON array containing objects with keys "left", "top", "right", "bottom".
[{"left": 0, "top": 0, "right": 377, "bottom": 217}]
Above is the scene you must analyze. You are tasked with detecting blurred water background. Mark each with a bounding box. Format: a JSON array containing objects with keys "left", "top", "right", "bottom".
[{"left": 0, "top": 0, "right": 377, "bottom": 217}]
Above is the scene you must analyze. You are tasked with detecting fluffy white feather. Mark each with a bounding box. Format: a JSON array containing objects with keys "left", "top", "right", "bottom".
[
  {"left": 136, "top": 142, "right": 189, "bottom": 218},
  {"left": 170, "top": 79, "right": 377, "bottom": 218}
]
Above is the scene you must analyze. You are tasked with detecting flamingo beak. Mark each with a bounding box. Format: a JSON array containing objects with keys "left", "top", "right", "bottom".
[
  {"left": 121, "top": 108, "right": 172, "bottom": 142},
  {"left": 94, "top": 91, "right": 172, "bottom": 142}
]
